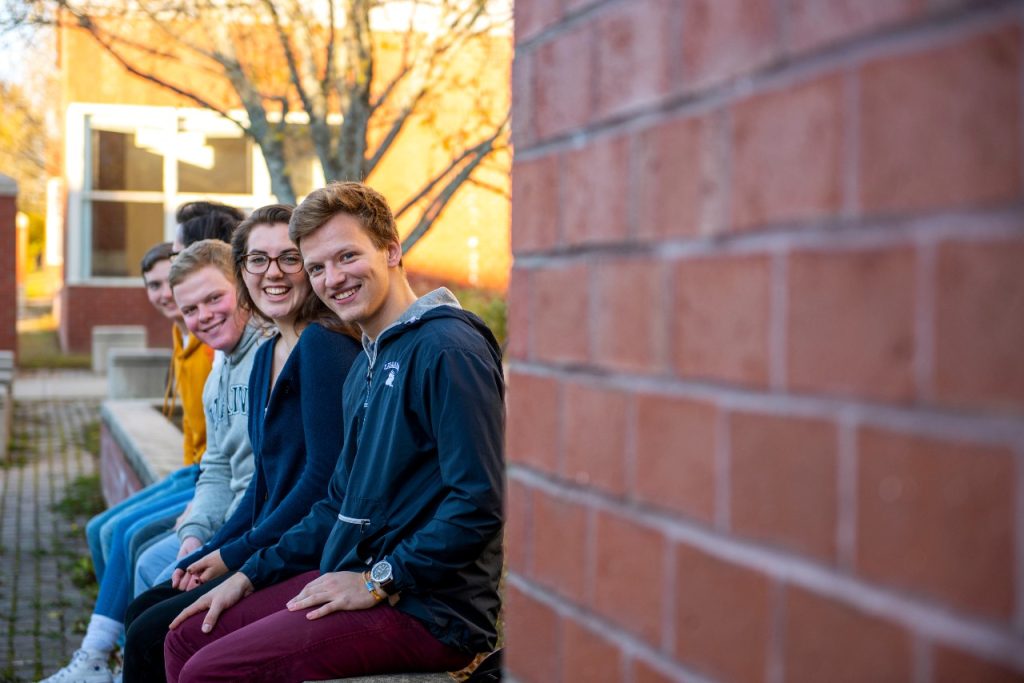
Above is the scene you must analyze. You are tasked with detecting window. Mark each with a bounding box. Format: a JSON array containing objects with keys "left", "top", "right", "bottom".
[
  {"left": 88, "top": 200, "right": 164, "bottom": 277},
  {"left": 66, "top": 104, "right": 275, "bottom": 283}
]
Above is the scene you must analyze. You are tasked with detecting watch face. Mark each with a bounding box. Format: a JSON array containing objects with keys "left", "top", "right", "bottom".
[{"left": 371, "top": 561, "right": 392, "bottom": 583}]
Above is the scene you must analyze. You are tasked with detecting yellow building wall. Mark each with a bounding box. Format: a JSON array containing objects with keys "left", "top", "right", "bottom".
[{"left": 60, "top": 19, "right": 511, "bottom": 291}]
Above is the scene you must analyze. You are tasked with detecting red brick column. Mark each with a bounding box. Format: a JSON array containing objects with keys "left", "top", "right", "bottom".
[
  {"left": 0, "top": 174, "right": 17, "bottom": 357},
  {"left": 507, "top": 2, "right": 1024, "bottom": 681}
]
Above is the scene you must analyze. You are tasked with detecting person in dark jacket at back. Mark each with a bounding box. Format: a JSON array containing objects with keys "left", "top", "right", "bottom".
[{"left": 164, "top": 182, "right": 506, "bottom": 683}]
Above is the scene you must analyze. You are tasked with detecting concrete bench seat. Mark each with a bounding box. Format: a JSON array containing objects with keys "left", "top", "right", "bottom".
[
  {"left": 107, "top": 348, "right": 172, "bottom": 399},
  {"left": 309, "top": 675, "right": 450, "bottom": 682},
  {"left": 100, "top": 398, "right": 184, "bottom": 504}
]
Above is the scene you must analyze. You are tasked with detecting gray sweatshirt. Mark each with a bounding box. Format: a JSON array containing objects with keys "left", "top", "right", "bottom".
[{"left": 177, "top": 323, "right": 261, "bottom": 544}]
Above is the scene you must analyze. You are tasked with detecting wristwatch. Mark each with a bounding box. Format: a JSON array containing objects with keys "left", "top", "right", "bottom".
[{"left": 370, "top": 559, "right": 398, "bottom": 596}]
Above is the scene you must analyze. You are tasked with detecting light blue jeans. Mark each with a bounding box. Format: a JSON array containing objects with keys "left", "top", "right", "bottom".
[
  {"left": 93, "top": 487, "right": 194, "bottom": 621},
  {"left": 133, "top": 531, "right": 184, "bottom": 596},
  {"left": 84, "top": 465, "right": 196, "bottom": 582}
]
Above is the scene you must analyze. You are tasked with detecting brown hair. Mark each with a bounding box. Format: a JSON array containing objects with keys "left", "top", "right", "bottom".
[
  {"left": 176, "top": 200, "right": 245, "bottom": 224},
  {"left": 169, "top": 239, "right": 234, "bottom": 288},
  {"left": 233, "top": 204, "right": 359, "bottom": 339},
  {"left": 288, "top": 182, "right": 399, "bottom": 255},
  {"left": 141, "top": 242, "right": 173, "bottom": 276}
]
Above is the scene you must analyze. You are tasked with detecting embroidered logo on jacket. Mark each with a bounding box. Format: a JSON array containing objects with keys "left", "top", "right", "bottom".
[{"left": 383, "top": 361, "right": 400, "bottom": 388}]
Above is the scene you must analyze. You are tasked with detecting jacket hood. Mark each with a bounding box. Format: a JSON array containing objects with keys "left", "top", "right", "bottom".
[
  {"left": 225, "top": 323, "right": 262, "bottom": 363},
  {"left": 363, "top": 287, "right": 502, "bottom": 366}
]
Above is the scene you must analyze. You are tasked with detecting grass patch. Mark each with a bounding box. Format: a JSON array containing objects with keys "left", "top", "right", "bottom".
[
  {"left": 66, "top": 555, "right": 98, "bottom": 603},
  {"left": 17, "top": 330, "right": 90, "bottom": 370},
  {"left": 78, "top": 420, "right": 101, "bottom": 458},
  {"left": 53, "top": 474, "right": 105, "bottom": 519},
  {"left": 5, "top": 431, "right": 31, "bottom": 467}
]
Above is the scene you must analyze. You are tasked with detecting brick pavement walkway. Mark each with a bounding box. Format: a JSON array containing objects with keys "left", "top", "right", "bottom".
[{"left": 0, "top": 394, "right": 101, "bottom": 682}]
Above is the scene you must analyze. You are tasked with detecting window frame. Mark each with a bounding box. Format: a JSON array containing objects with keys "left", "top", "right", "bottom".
[{"left": 65, "top": 103, "right": 275, "bottom": 285}]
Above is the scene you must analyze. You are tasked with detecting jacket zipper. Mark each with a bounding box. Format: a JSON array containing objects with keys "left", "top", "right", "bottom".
[{"left": 337, "top": 512, "right": 371, "bottom": 532}]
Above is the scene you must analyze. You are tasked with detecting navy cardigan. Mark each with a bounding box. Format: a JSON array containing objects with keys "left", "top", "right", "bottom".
[{"left": 178, "top": 323, "right": 361, "bottom": 571}]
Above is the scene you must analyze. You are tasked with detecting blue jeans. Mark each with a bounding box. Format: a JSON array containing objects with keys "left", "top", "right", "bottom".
[
  {"left": 85, "top": 466, "right": 196, "bottom": 582},
  {"left": 93, "top": 487, "right": 195, "bottom": 621},
  {"left": 134, "top": 531, "right": 184, "bottom": 596}
]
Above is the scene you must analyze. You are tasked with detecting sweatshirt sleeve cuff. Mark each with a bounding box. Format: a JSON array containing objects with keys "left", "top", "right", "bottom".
[
  {"left": 177, "top": 523, "right": 210, "bottom": 544},
  {"left": 218, "top": 540, "right": 251, "bottom": 571}
]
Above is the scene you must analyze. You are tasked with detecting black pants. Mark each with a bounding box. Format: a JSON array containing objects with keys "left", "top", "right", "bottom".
[{"left": 122, "top": 573, "right": 233, "bottom": 683}]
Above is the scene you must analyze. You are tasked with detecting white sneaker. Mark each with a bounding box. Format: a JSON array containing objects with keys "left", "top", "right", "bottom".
[{"left": 38, "top": 649, "right": 113, "bottom": 683}]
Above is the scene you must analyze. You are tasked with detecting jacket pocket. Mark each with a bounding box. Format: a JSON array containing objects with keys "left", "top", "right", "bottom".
[{"left": 337, "top": 512, "right": 372, "bottom": 526}]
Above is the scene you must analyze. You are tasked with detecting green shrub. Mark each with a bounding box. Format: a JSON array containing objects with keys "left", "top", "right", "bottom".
[{"left": 449, "top": 286, "right": 507, "bottom": 351}]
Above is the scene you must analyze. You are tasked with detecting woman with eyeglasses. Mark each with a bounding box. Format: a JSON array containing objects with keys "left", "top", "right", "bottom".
[{"left": 118, "top": 205, "right": 362, "bottom": 682}]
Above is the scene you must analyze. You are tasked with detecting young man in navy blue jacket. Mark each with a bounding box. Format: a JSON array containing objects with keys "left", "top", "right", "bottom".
[{"left": 165, "top": 182, "right": 505, "bottom": 683}]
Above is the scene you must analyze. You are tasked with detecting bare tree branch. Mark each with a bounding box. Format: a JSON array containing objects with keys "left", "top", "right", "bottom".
[{"left": 400, "top": 113, "right": 508, "bottom": 253}]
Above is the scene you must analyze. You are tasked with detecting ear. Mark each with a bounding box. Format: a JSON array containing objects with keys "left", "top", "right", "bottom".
[{"left": 385, "top": 240, "right": 403, "bottom": 267}]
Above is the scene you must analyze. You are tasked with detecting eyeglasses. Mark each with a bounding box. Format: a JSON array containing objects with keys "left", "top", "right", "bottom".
[{"left": 241, "top": 251, "right": 305, "bottom": 275}]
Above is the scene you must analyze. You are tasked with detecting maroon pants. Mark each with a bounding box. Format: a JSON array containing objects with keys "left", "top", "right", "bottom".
[{"left": 164, "top": 570, "right": 472, "bottom": 683}]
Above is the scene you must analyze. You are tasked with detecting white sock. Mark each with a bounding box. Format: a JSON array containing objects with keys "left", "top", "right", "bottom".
[{"left": 80, "top": 614, "right": 122, "bottom": 654}]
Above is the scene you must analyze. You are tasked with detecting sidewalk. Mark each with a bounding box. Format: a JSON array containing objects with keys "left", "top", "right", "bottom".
[
  {"left": 1, "top": 371, "right": 106, "bottom": 681},
  {"left": 12, "top": 370, "right": 107, "bottom": 401}
]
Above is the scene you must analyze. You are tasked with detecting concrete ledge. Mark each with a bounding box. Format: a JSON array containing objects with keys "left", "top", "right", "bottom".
[
  {"left": 92, "top": 325, "right": 147, "bottom": 373},
  {"left": 100, "top": 399, "right": 182, "bottom": 505},
  {"left": 108, "top": 348, "right": 172, "bottom": 399},
  {"left": 309, "top": 675, "right": 450, "bottom": 683}
]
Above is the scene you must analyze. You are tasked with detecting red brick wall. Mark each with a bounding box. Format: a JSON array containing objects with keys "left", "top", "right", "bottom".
[
  {"left": 0, "top": 180, "right": 17, "bottom": 357},
  {"left": 508, "top": 2, "right": 1024, "bottom": 681},
  {"left": 60, "top": 284, "right": 174, "bottom": 354}
]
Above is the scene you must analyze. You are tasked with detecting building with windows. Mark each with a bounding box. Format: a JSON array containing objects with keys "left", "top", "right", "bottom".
[{"left": 55, "top": 7, "right": 511, "bottom": 352}]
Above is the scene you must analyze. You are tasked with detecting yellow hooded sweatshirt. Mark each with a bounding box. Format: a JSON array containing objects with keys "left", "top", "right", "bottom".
[{"left": 166, "top": 325, "right": 214, "bottom": 466}]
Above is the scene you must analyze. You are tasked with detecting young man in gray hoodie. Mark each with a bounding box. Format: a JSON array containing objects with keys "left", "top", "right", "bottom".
[{"left": 139, "top": 239, "right": 260, "bottom": 587}]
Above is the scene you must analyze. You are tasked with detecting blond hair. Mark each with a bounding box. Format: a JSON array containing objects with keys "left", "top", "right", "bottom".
[{"left": 169, "top": 239, "right": 235, "bottom": 288}]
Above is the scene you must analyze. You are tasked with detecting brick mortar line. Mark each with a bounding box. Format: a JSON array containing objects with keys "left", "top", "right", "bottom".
[
  {"left": 766, "top": 580, "right": 786, "bottom": 683},
  {"left": 508, "top": 467, "right": 1024, "bottom": 670},
  {"left": 836, "top": 418, "right": 858, "bottom": 572},
  {"left": 508, "top": 573, "right": 718, "bottom": 683},
  {"left": 507, "top": 362, "right": 1024, "bottom": 445},
  {"left": 914, "top": 240, "right": 937, "bottom": 402},
  {"left": 515, "top": 0, "right": 621, "bottom": 53},
  {"left": 769, "top": 252, "right": 787, "bottom": 391},
  {"left": 913, "top": 634, "right": 933, "bottom": 683},
  {"left": 511, "top": 204, "right": 1024, "bottom": 265},
  {"left": 514, "top": 0, "right": 1022, "bottom": 160}
]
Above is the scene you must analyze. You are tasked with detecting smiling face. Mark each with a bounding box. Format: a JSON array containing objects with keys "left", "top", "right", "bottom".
[
  {"left": 173, "top": 265, "right": 249, "bottom": 351},
  {"left": 143, "top": 259, "right": 180, "bottom": 321},
  {"left": 241, "top": 223, "right": 310, "bottom": 325},
  {"left": 301, "top": 212, "right": 403, "bottom": 339}
]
